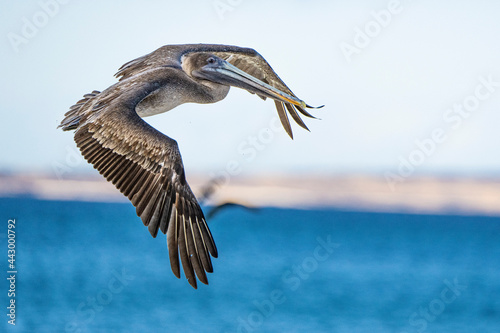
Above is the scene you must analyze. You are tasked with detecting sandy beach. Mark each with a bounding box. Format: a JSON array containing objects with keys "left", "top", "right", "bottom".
[{"left": 1, "top": 173, "right": 499, "bottom": 216}]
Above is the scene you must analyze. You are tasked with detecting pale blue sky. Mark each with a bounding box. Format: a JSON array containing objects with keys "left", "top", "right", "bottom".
[{"left": 1, "top": 0, "right": 499, "bottom": 179}]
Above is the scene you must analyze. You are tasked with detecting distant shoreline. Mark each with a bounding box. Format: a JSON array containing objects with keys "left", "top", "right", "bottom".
[{"left": 1, "top": 173, "right": 499, "bottom": 217}]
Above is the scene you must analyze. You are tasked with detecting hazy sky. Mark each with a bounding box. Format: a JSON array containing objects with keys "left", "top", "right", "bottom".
[{"left": 1, "top": 0, "right": 499, "bottom": 179}]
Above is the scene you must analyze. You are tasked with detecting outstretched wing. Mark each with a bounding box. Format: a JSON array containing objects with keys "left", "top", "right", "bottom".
[
  {"left": 63, "top": 70, "right": 217, "bottom": 289},
  {"left": 114, "top": 44, "right": 320, "bottom": 138}
]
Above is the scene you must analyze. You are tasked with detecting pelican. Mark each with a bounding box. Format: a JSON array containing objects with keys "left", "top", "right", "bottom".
[{"left": 59, "top": 44, "right": 321, "bottom": 288}]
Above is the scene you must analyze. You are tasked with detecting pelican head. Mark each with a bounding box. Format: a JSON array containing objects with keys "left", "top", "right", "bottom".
[{"left": 181, "top": 53, "right": 307, "bottom": 109}]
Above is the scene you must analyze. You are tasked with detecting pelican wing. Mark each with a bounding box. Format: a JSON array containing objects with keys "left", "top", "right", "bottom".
[
  {"left": 114, "top": 44, "right": 319, "bottom": 138},
  {"left": 64, "top": 72, "right": 217, "bottom": 289},
  {"left": 210, "top": 49, "right": 318, "bottom": 139}
]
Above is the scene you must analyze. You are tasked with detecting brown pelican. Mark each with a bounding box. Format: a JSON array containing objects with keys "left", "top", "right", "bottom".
[{"left": 58, "top": 44, "right": 321, "bottom": 288}]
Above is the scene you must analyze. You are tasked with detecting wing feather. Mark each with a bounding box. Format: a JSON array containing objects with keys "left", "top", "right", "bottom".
[
  {"left": 177, "top": 198, "right": 197, "bottom": 288},
  {"left": 166, "top": 206, "right": 180, "bottom": 278},
  {"left": 274, "top": 100, "right": 293, "bottom": 139},
  {"left": 147, "top": 189, "right": 167, "bottom": 237},
  {"left": 211, "top": 49, "right": 318, "bottom": 137},
  {"left": 285, "top": 103, "right": 310, "bottom": 132},
  {"left": 184, "top": 200, "right": 208, "bottom": 285},
  {"left": 159, "top": 182, "right": 174, "bottom": 234},
  {"left": 67, "top": 70, "right": 217, "bottom": 288},
  {"left": 192, "top": 214, "right": 213, "bottom": 273}
]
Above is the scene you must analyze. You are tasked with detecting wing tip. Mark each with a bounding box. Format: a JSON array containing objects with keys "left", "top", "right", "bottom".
[
  {"left": 306, "top": 104, "right": 325, "bottom": 109},
  {"left": 188, "top": 277, "right": 198, "bottom": 289}
]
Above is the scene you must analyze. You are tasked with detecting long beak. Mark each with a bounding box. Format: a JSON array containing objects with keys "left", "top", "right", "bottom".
[{"left": 200, "top": 61, "right": 308, "bottom": 108}]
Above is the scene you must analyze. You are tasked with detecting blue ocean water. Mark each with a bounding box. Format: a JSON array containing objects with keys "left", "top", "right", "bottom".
[{"left": 1, "top": 197, "right": 499, "bottom": 333}]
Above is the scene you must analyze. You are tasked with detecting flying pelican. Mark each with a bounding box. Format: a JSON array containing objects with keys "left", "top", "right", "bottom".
[{"left": 59, "top": 44, "right": 321, "bottom": 288}]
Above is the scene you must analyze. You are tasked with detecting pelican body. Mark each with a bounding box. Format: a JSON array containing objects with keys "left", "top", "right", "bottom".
[{"left": 59, "top": 44, "right": 321, "bottom": 288}]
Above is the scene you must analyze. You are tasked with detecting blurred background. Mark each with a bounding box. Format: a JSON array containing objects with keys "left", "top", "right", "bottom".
[
  {"left": 0, "top": 0, "right": 499, "bottom": 332},
  {"left": 1, "top": 0, "right": 500, "bottom": 176}
]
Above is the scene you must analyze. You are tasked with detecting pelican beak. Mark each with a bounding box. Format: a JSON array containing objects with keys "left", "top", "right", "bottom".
[{"left": 204, "top": 60, "right": 307, "bottom": 108}]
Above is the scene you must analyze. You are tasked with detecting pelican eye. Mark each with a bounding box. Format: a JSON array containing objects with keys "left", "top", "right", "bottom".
[{"left": 207, "top": 57, "right": 216, "bottom": 64}]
